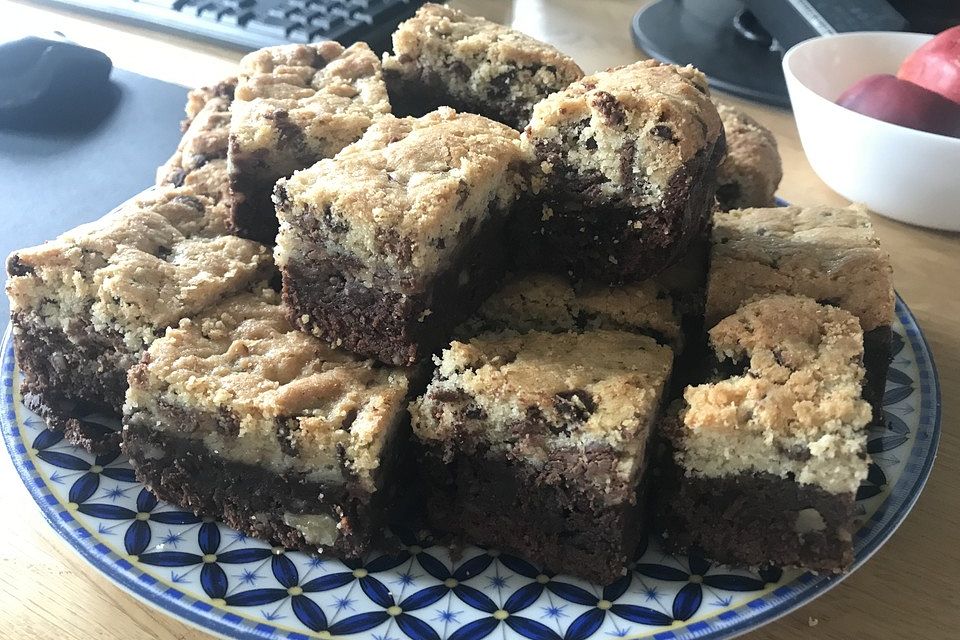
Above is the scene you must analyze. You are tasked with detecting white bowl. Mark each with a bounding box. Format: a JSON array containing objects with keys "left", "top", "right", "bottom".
[{"left": 783, "top": 31, "right": 960, "bottom": 232}]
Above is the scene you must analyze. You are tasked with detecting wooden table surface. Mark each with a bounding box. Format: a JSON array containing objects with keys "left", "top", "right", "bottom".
[{"left": 1, "top": 1, "right": 957, "bottom": 638}]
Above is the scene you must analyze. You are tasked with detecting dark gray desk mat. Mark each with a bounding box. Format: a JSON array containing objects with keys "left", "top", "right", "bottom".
[{"left": 0, "top": 68, "right": 188, "bottom": 319}]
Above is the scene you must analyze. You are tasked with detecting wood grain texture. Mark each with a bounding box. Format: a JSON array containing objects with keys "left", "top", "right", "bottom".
[{"left": 1, "top": 0, "right": 957, "bottom": 638}]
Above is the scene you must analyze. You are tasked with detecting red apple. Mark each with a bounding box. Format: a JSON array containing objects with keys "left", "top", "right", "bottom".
[
  {"left": 897, "top": 25, "right": 960, "bottom": 105},
  {"left": 836, "top": 73, "right": 960, "bottom": 138}
]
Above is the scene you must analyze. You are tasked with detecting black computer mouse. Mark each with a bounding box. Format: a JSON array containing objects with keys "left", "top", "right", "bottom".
[{"left": 0, "top": 35, "right": 113, "bottom": 128}]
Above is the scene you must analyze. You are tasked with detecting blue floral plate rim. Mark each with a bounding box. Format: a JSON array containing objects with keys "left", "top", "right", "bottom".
[{"left": 0, "top": 293, "right": 941, "bottom": 640}]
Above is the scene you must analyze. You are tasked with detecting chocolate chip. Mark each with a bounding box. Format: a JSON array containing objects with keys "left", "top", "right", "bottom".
[
  {"left": 341, "top": 408, "right": 358, "bottom": 431},
  {"left": 554, "top": 389, "right": 596, "bottom": 424},
  {"left": 450, "top": 60, "right": 471, "bottom": 81},
  {"left": 276, "top": 418, "right": 300, "bottom": 456},
  {"left": 273, "top": 182, "right": 289, "bottom": 207},
  {"left": 214, "top": 408, "right": 239, "bottom": 438},
  {"left": 188, "top": 154, "right": 208, "bottom": 170},
  {"left": 455, "top": 179, "right": 470, "bottom": 208},
  {"left": 651, "top": 125, "right": 678, "bottom": 143},
  {"left": 463, "top": 403, "right": 487, "bottom": 420},
  {"left": 215, "top": 79, "right": 236, "bottom": 100},
  {"left": 431, "top": 388, "right": 468, "bottom": 403},
  {"left": 6, "top": 253, "right": 34, "bottom": 277},
  {"left": 488, "top": 69, "right": 517, "bottom": 101},
  {"left": 172, "top": 195, "right": 204, "bottom": 211},
  {"left": 513, "top": 406, "right": 550, "bottom": 436},
  {"left": 585, "top": 137, "right": 597, "bottom": 150},
  {"left": 168, "top": 169, "right": 187, "bottom": 187},
  {"left": 592, "top": 91, "right": 625, "bottom": 126},
  {"left": 323, "top": 206, "right": 348, "bottom": 234}
]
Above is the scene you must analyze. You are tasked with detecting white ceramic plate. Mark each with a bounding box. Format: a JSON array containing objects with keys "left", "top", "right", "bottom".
[{"left": 0, "top": 295, "right": 940, "bottom": 640}]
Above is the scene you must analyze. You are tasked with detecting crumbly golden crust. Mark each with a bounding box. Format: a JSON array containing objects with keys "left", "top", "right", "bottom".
[
  {"left": 410, "top": 329, "right": 672, "bottom": 470},
  {"left": 705, "top": 204, "right": 895, "bottom": 331},
  {"left": 126, "top": 288, "right": 409, "bottom": 491},
  {"left": 715, "top": 103, "right": 782, "bottom": 210},
  {"left": 462, "top": 272, "right": 680, "bottom": 344},
  {"left": 6, "top": 187, "right": 273, "bottom": 351},
  {"left": 382, "top": 3, "right": 582, "bottom": 128},
  {"left": 230, "top": 42, "right": 391, "bottom": 178},
  {"left": 523, "top": 59, "right": 722, "bottom": 206},
  {"left": 157, "top": 93, "right": 233, "bottom": 202},
  {"left": 677, "top": 295, "right": 871, "bottom": 494},
  {"left": 275, "top": 108, "right": 522, "bottom": 284},
  {"left": 183, "top": 76, "right": 237, "bottom": 127}
]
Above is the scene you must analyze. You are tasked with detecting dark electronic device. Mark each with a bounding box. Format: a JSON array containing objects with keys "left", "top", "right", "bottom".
[
  {"left": 23, "top": 0, "right": 429, "bottom": 53},
  {"left": 632, "top": 0, "right": 958, "bottom": 107},
  {"left": 0, "top": 35, "right": 113, "bottom": 125}
]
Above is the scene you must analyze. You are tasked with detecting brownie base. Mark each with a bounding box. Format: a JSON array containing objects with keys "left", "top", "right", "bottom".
[
  {"left": 11, "top": 312, "right": 131, "bottom": 453},
  {"left": 384, "top": 71, "right": 530, "bottom": 130},
  {"left": 229, "top": 173, "right": 282, "bottom": 244},
  {"left": 510, "top": 136, "right": 726, "bottom": 283},
  {"left": 281, "top": 208, "right": 509, "bottom": 366},
  {"left": 417, "top": 443, "right": 646, "bottom": 584},
  {"left": 658, "top": 464, "right": 857, "bottom": 572},
  {"left": 863, "top": 325, "right": 892, "bottom": 424},
  {"left": 123, "top": 420, "right": 397, "bottom": 558}
]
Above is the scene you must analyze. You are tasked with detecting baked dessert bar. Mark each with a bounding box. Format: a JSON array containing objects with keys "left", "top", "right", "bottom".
[
  {"left": 660, "top": 295, "right": 872, "bottom": 571},
  {"left": 156, "top": 77, "right": 236, "bottom": 203},
  {"left": 715, "top": 102, "right": 782, "bottom": 210},
  {"left": 513, "top": 60, "right": 725, "bottom": 282},
  {"left": 229, "top": 42, "right": 391, "bottom": 243},
  {"left": 705, "top": 204, "right": 894, "bottom": 417},
  {"left": 6, "top": 188, "right": 272, "bottom": 452},
  {"left": 275, "top": 108, "right": 523, "bottom": 366},
  {"left": 410, "top": 329, "right": 673, "bottom": 583},
  {"left": 382, "top": 3, "right": 583, "bottom": 130},
  {"left": 123, "top": 288, "right": 410, "bottom": 557},
  {"left": 461, "top": 272, "right": 681, "bottom": 347}
]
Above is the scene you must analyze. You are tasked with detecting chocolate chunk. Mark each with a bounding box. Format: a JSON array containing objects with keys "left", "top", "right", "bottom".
[
  {"left": 276, "top": 418, "right": 300, "bottom": 456},
  {"left": 168, "top": 169, "right": 187, "bottom": 187},
  {"left": 592, "top": 91, "right": 625, "bottom": 126},
  {"left": 188, "top": 154, "right": 209, "bottom": 170},
  {"left": 431, "top": 388, "right": 468, "bottom": 403},
  {"left": 456, "top": 179, "right": 470, "bottom": 207},
  {"left": 172, "top": 195, "right": 204, "bottom": 211},
  {"left": 462, "top": 402, "right": 487, "bottom": 420},
  {"left": 450, "top": 60, "right": 471, "bottom": 81},
  {"left": 554, "top": 389, "right": 595, "bottom": 423},
  {"left": 341, "top": 408, "right": 358, "bottom": 431},
  {"left": 651, "top": 125, "right": 678, "bottom": 143},
  {"left": 488, "top": 69, "right": 518, "bottom": 101},
  {"left": 6, "top": 253, "right": 34, "bottom": 277}
]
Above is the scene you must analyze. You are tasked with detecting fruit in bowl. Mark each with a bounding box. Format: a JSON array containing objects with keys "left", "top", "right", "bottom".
[
  {"left": 897, "top": 25, "right": 960, "bottom": 104},
  {"left": 836, "top": 74, "right": 960, "bottom": 138},
  {"left": 836, "top": 26, "right": 960, "bottom": 139}
]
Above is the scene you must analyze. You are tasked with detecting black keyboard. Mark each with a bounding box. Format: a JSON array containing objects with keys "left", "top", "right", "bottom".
[{"left": 29, "top": 0, "right": 428, "bottom": 52}]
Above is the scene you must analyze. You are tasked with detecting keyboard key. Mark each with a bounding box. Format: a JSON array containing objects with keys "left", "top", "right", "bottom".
[
  {"left": 352, "top": 11, "right": 373, "bottom": 25},
  {"left": 247, "top": 15, "right": 291, "bottom": 38},
  {"left": 220, "top": 0, "right": 254, "bottom": 9},
  {"left": 308, "top": 13, "right": 344, "bottom": 31},
  {"left": 286, "top": 23, "right": 312, "bottom": 42},
  {"left": 195, "top": 2, "right": 221, "bottom": 18},
  {"left": 219, "top": 8, "right": 254, "bottom": 25}
]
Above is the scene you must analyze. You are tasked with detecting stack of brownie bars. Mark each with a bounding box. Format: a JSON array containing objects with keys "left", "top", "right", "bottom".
[{"left": 6, "top": 4, "right": 894, "bottom": 583}]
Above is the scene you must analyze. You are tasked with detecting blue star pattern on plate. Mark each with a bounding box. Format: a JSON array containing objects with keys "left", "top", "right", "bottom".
[{"left": 0, "top": 296, "right": 941, "bottom": 640}]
